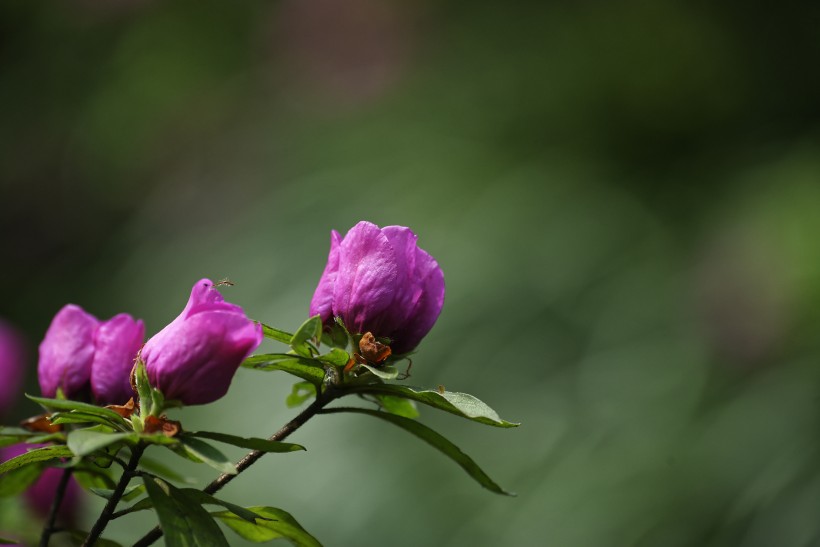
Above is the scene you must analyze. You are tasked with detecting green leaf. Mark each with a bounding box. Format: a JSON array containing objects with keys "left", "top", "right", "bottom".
[
  {"left": 142, "top": 476, "right": 230, "bottom": 547},
  {"left": 177, "top": 437, "right": 236, "bottom": 475},
  {"left": 113, "top": 496, "right": 154, "bottom": 518},
  {"left": 66, "top": 532, "right": 122, "bottom": 547},
  {"left": 74, "top": 466, "right": 117, "bottom": 491},
  {"left": 0, "top": 429, "right": 38, "bottom": 449},
  {"left": 180, "top": 490, "right": 265, "bottom": 523},
  {"left": 67, "top": 430, "right": 134, "bottom": 458},
  {"left": 186, "top": 432, "right": 304, "bottom": 454},
  {"left": 0, "top": 445, "right": 73, "bottom": 475},
  {"left": 138, "top": 457, "right": 196, "bottom": 484},
  {"left": 345, "top": 385, "right": 519, "bottom": 427},
  {"left": 322, "top": 408, "right": 515, "bottom": 496},
  {"left": 286, "top": 382, "right": 316, "bottom": 408},
  {"left": 290, "top": 316, "right": 322, "bottom": 357},
  {"left": 259, "top": 323, "right": 294, "bottom": 345},
  {"left": 25, "top": 395, "right": 129, "bottom": 428},
  {"left": 242, "top": 355, "right": 325, "bottom": 386},
  {"left": 213, "top": 506, "right": 321, "bottom": 546},
  {"left": 357, "top": 364, "right": 399, "bottom": 380},
  {"left": 0, "top": 462, "right": 43, "bottom": 497},
  {"left": 90, "top": 483, "right": 145, "bottom": 501},
  {"left": 374, "top": 395, "right": 420, "bottom": 419},
  {"left": 317, "top": 348, "right": 349, "bottom": 367},
  {"left": 0, "top": 537, "right": 18, "bottom": 545},
  {"left": 50, "top": 411, "right": 126, "bottom": 430}
]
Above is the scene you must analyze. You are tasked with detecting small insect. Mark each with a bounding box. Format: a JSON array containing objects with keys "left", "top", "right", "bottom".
[
  {"left": 344, "top": 332, "right": 392, "bottom": 373},
  {"left": 214, "top": 278, "right": 235, "bottom": 288},
  {"left": 437, "top": 384, "right": 446, "bottom": 394}
]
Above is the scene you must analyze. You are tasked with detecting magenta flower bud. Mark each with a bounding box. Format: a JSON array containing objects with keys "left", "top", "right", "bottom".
[
  {"left": 1, "top": 443, "right": 81, "bottom": 525},
  {"left": 0, "top": 318, "right": 26, "bottom": 418},
  {"left": 38, "top": 305, "right": 144, "bottom": 405},
  {"left": 309, "top": 221, "right": 445, "bottom": 354},
  {"left": 141, "top": 279, "right": 263, "bottom": 405}
]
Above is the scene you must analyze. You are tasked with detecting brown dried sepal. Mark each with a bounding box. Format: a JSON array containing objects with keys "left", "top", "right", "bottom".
[
  {"left": 106, "top": 398, "right": 136, "bottom": 419},
  {"left": 143, "top": 415, "right": 182, "bottom": 438},
  {"left": 359, "top": 332, "right": 392, "bottom": 365},
  {"left": 20, "top": 413, "right": 62, "bottom": 434}
]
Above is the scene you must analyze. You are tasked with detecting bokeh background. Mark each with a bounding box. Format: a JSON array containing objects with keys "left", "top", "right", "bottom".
[{"left": 2, "top": 1, "right": 820, "bottom": 545}]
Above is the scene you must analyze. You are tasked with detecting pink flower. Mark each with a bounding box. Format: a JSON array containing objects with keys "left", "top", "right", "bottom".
[
  {"left": 38, "top": 305, "right": 144, "bottom": 405},
  {"left": 141, "top": 279, "right": 263, "bottom": 405},
  {"left": 310, "top": 221, "right": 445, "bottom": 354},
  {"left": 0, "top": 318, "right": 25, "bottom": 418}
]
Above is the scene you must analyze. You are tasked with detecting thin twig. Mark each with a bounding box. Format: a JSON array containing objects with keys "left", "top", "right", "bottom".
[
  {"left": 133, "top": 390, "right": 337, "bottom": 546},
  {"left": 39, "top": 467, "right": 73, "bottom": 547},
  {"left": 82, "top": 443, "right": 145, "bottom": 547}
]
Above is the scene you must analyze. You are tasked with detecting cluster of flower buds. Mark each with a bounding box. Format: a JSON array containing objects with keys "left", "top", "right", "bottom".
[{"left": 29, "top": 221, "right": 444, "bottom": 410}]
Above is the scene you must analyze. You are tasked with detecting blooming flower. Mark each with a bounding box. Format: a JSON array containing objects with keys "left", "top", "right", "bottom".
[
  {"left": 38, "top": 305, "right": 144, "bottom": 405},
  {"left": 310, "top": 221, "right": 445, "bottom": 354},
  {"left": 141, "top": 279, "right": 263, "bottom": 405},
  {"left": 0, "top": 318, "right": 25, "bottom": 418},
  {"left": 1, "top": 443, "right": 81, "bottom": 525}
]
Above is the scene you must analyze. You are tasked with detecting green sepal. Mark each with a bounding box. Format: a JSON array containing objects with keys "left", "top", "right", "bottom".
[
  {"left": 242, "top": 355, "right": 325, "bottom": 386},
  {"left": 212, "top": 506, "right": 322, "bottom": 546},
  {"left": 322, "top": 408, "right": 515, "bottom": 496},
  {"left": 259, "top": 323, "right": 294, "bottom": 345},
  {"left": 290, "top": 316, "right": 322, "bottom": 357},
  {"left": 286, "top": 382, "right": 316, "bottom": 408},
  {"left": 185, "top": 432, "right": 304, "bottom": 453},
  {"left": 345, "top": 385, "right": 519, "bottom": 428},
  {"left": 142, "top": 476, "right": 230, "bottom": 547}
]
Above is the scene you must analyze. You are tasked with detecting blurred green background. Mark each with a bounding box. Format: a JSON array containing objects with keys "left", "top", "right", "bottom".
[{"left": 2, "top": 1, "right": 820, "bottom": 545}]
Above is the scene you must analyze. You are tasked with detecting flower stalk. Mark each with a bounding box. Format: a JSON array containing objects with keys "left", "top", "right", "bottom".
[
  {"left": 82, "top": 443, "right": 146, "bottom": 547},
  {"left": 38, "top": 468, "right": 72, "bottom": 547}
]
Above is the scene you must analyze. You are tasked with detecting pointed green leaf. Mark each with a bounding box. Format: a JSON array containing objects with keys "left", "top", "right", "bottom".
[
  {"left": 0, "top": 428, "right": 38, "bottom": 449},
  {"left": 357, "top": 364, "right": 399, "bottom": 380},
  {"left": 345, "top": 385, "right": 519, "bottom": 427},
  {"left": 322, "top": 407, "right": 515, "bottom": 496},
  {"left": 286, "top": 382, "right": 316, "bottom": 408},
  {"left": 0, "top": 537, "right": 18, "bottom": 544},
  {"left": 0, "top": 462, "right": 43, "bottom": 497},
  {"left": 67, "top": 430, "right": 134, "bottom": 457},
  {"left": 185, "top": 432, "right": 304, "bottom": 454},
  {"left": 138, "top": 457, "right": 196, "bottom": 484},
  {"left": 259, "top": 323, "right": 294, "bottom": 345},
  {"left": 177, "top": 437, "right": 236, "bottom": 475},
  {"left": 142, "top": 476, "right": 230, "bottom": 547},
  {"left": 25, "top": 395, "right": 129, "bottom": 428},
  {"left": 374, "top": 395, "right": 420, "bottom": 419},
  {"left": 0, "top": 445, "right": 73, "bottom": 475},
  {"left": 213, "top": 506, "right": 321, "bottom": 546},
  {"left": 50, "top": 411, "right": 126, "bottom": 430},
  {"left": 90, "top": 483, "right": 145, "bottom": 501},
  {"left": 242, "top": 355, "right": 325, "bottom": 386},
  {"left": 290, "top": 316, "right": 322, "bottom": 357},
  {"left": 317, "top": 348, "right": 349, "bottom": 367},
  {"left": 66, "top": 532, "right": 123, "bottom": 547},
  {"left": 180, "top": 490, "right": 265, "bottom": 523}
]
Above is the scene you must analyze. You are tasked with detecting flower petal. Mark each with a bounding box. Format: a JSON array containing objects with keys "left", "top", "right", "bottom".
[
  {"left": 90, "top": 314, "right": 144, "bottom": 406},
  {"left": 309, "top": 230, "right": 342, "bottom": 324},
  {"left": 332, "top": 221, "right": 399, "bottom": 334},
  {"left": 38, "top": 305, "right": 99, "bottom": 399}
]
